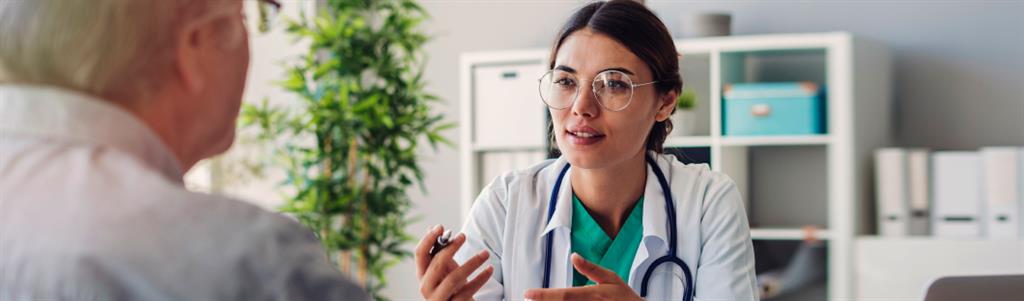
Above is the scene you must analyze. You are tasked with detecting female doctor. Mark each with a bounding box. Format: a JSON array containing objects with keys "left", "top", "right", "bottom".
[{"left": 415, "top": 1, "right": 757, "bottom": 300}]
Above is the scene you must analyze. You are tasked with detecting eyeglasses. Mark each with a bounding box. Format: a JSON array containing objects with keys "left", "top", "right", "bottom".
[
  {"left": 538, "top": 69, "right": 659, "bottom": 112},
  {"left": 258, "top": 0, "right": 282, "bottom": 28}
]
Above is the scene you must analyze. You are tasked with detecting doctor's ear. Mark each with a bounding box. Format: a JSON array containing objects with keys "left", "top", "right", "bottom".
[{"left": 655, "top": 90, "right": 678, "bottom": 122}]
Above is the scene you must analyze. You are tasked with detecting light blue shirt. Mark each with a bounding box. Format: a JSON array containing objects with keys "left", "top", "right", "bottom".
[{"left": 0, "top": 85, "right": 369, "bottom": 301}]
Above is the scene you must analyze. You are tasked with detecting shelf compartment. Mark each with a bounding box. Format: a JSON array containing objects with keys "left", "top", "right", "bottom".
[
  {"left": 672, "top": 52, "right": 712, "bottom": 137},
  {"left": 718, "top": 49, "right": 831, "bottom": 138},
  {"left": 754, "top": 240, "right": 829, "bottom": 301},
  {"left": 720, "top": 48, "right": 828, "bottom": 88},
  {"left": 742, "top": 145, "right": 830, "bottom": 229}
]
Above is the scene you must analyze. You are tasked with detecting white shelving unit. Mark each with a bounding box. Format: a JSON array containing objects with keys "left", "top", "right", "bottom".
[{"left": 460, "top": 32, "right": 892, "bottom": 300}]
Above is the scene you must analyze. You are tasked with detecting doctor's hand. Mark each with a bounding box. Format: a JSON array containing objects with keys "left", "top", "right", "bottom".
[
  {"left": 415, "top": 225, "right": 494, "bottom": 301},
  {"left": 524, "top": 253, "right": 643, "bottom": 301}
]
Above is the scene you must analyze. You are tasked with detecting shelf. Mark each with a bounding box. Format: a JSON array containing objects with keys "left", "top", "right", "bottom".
[
  {"left": 720, "top": 135, "right": 831, "bottom": 146},
  {"left": 664, "top": 136, "right": 713, "bottom": 148},
  {"left": 752, "top": 228, "right": 832, "bottom": 241}
]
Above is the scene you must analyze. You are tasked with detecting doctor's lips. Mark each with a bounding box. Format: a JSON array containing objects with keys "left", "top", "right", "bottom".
[{"left": 566, "top": 125, "right": 606, "bottom": 146}]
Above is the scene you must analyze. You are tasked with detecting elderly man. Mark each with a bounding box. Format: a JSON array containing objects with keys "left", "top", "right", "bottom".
[{"left": 0, "top": 0, "right": 369, "bottom": 300}]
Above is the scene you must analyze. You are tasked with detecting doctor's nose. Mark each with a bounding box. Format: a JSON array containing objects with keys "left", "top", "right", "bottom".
[{"left": 571, "top": 85, "right": 601, "bottom": 119}]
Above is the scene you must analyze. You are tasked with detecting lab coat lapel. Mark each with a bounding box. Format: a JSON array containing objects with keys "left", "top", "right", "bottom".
[
  {"left": 629, "top": 153, "right": 671, "bottom": 290},
  {"left": 539, "top": 158, "right": 575, "bottom": 288}
]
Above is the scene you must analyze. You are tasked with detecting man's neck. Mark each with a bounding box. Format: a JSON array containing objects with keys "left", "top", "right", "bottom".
[{"left": 127, "top": 96, "right": 195, "bottom": 175}]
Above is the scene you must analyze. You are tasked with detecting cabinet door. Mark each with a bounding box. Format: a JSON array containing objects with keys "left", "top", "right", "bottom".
[{"left": 472, "top": 62, "right": 548, "bottom": 149}]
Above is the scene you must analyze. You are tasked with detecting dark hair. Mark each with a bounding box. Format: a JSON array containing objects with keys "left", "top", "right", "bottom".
[{"left": 548, "top": 0, "right": 682, "bottom": 153}]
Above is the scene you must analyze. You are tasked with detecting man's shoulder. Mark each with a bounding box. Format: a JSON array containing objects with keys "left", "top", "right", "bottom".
[
  {"left": 0, "top": 144, "right": 338, "bottom": 299},
  {"left": 161, "top": 187, "right": 318, "bottom": 249}
]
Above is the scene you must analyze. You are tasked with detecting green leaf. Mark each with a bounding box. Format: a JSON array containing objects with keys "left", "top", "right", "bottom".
[{"left": 241, "top": 1, "right": 449, "bottom": 299}]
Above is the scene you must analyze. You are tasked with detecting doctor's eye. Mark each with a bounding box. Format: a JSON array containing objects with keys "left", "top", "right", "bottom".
[
  {"left": 554, "top": 77, "right": 577, "bottom": 89},
  {"left": 605, "top": 80, "right": 630, "bottom": 92}
]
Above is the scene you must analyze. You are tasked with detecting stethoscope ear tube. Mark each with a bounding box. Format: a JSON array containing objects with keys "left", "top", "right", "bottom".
[{"left": 541, "top": 163, "right": 571, "bottom": 290}]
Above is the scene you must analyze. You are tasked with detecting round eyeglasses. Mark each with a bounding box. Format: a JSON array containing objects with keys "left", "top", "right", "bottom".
[{"left": 538, "top": 69, "right": 659, "bottom": 112}]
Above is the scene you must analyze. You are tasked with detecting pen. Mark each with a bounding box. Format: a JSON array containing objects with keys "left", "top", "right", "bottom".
[{"left": 428, "top": 229, "right": 453, "bottom": 256}]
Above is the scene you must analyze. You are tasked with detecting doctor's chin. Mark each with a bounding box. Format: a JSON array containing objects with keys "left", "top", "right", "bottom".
[{"left": 1, "top": 0, "right": 1021, "bottom": 301}]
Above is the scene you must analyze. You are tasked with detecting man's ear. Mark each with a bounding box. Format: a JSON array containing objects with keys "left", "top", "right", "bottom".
[
  {"left": 175, "top": 22, "right": 206, "bottom": 93},
  {"left": 655, "top": 90, "right": 678, "bottom": 122}
]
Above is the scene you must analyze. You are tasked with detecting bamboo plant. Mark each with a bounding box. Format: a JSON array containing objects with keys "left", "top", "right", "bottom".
[{"left": 243, "top": 0, "right": 450, "bottom": 299}]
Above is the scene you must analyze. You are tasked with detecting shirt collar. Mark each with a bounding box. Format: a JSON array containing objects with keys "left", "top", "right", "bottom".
[{"left": 0, "top": 84, "right": 184, "bottom": 182}]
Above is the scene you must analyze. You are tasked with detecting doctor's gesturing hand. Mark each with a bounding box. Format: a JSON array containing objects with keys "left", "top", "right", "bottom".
[
  {"left": 416, "top": 225, "right": 494, "bottom": 301},
  {"left": 524, "top": 254, "right": 642, "bottom": 301}
]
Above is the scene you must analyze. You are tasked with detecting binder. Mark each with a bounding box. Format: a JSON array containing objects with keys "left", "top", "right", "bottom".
[
  {"left": 932, "top": 152, "right": 983, "bottom": 238},
  {"left": 906, "top": 149, "right": 932, "bottom": 236},
  {"left": 875, "top": 149, "right": 910, "bottom": 236},
  {"left": 981, "top": 147, "right": 1021, "bottom": 239}
]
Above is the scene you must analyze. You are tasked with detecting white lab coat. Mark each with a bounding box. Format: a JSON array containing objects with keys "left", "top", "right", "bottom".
[{"left": 454, "top": 153, "right": 758, "bottom": 301}]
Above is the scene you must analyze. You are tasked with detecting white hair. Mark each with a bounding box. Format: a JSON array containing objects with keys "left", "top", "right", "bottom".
[{"left": 0, "top": 0, "right": 239, "bottom": 102}]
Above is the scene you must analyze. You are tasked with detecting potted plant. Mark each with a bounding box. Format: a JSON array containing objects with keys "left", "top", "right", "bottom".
[
  {"left": 671, "top": 88, "right": 698, "bottom": 136},
  {"left": 243, "top": 1, "right": 451, "bottom": 299}
]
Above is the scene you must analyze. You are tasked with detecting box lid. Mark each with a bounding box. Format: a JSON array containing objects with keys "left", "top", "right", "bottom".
[{"left": 724, "top": 82, "right": 820, "bottom": 100}]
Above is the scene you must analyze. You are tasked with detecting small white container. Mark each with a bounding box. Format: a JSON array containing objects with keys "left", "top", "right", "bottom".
[{"left": 680, "top": 13, "right": 732, "bottom": 38}]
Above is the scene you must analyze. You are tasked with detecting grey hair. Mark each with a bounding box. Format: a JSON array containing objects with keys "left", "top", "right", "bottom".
[{"left": 0, "top": 0, "right": 239, "bottom": 102}]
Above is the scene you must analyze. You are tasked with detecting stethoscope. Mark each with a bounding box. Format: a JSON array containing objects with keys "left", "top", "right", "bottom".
[{"left": 541, "top": 155, "right": 694, "bottom": 301}]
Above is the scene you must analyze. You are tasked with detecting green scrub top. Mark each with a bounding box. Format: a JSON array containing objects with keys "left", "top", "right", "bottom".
[{"left": 570, "top": 194, "right": 644, "bottom": 286}]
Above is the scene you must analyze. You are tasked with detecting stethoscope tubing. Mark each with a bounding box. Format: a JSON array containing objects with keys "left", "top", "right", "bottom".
[{"left": 541, "top": 155, "right": 694, "bottom": 301}]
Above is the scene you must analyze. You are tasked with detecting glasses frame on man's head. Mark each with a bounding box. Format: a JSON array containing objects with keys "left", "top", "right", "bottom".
[
  {"left": 537, "top": 69, "right": 660, "bottom": 112},
  {"left": 260, "top": 0, "right": 281, "bottom": 9}
]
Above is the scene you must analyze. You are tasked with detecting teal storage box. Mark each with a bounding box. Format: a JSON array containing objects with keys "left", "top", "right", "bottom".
[{"left": 723, "top": 82, "right": 826, "bottom": 136}]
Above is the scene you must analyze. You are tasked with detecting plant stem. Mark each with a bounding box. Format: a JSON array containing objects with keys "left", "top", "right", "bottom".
[
  {"left": 358, "top": 169, "right": 372, "bottom": 285},
  {"left": 341, "top": 250, "right": 351, "bottom": 275}
]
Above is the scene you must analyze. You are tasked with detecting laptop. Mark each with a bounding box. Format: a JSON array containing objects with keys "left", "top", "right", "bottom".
[{"left": 923, "top": 275, "right": 1024, "bottom": 301}]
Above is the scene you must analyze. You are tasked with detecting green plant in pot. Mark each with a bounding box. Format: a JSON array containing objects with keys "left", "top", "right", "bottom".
[
  {"left": 242, "top": 0, "right": 451, "bottom": 299},
  {"left": 671, "top": 88, "right": 698, "bottom": 136}
]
